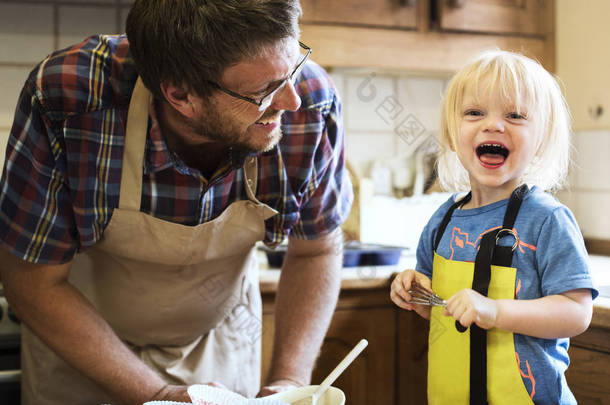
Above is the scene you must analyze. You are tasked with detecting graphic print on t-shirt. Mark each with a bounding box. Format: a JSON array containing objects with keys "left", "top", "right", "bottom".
[{"left": 449, "top": 226, "right": 537, "bottom": 261}]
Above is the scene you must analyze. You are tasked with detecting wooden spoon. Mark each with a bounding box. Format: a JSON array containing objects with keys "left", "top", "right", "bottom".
[{"left": 292, "top": 339, "right": 368, "bottom": 405}]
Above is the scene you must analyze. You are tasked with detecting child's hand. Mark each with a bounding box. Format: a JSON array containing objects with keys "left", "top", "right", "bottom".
[
  {"left": 444, "top": 289, "right": 499, "bottom": 330},
  {"left": 390, "top": 269, "right": 432, "bottom": 319}
]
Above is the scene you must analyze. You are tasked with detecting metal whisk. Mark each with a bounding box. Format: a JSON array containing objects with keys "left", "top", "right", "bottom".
[{"left": 407, "top": 281, "right": 447, "bottom": 307}]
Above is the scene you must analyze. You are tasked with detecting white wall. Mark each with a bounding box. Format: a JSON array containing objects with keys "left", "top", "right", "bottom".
[
  {"left": 329, "top": 69, "right": 447, "bottom": 180},
  {"left": 0, "top": 0, "right": 134, "bottom": 169},
  {"left": 555, "top": 0, "right": 610, "bottom": 240}
]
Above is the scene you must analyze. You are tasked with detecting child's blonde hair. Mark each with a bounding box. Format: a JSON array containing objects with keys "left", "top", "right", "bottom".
[{"left": 437, "top": 49, "right": 571, "bottom": 192}]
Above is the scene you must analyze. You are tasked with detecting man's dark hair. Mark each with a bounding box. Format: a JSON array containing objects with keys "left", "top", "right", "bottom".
[{"left": 126, "top": 0, "right": 302, "bottom": 100}]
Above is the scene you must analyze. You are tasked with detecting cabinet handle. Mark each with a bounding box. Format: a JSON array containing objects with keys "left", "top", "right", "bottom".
[{"left": 447, "top": 0, "right": 466, "bottom": 8}]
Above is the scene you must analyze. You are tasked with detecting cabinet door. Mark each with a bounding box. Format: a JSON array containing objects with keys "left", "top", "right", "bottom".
[
  {"left": 300, "top": 0, "right": 418, "bottom": 30},
  {"left": 312, "top": 307, "right": 396, "bottom": 405},
  {"left": 565, "top": 345, "right": 610, "bottom": 404},
  {"left": 396, "top": 310, "right": 428, "bottom": 405},
  {"left": 438, "top": 0, "right": 548, "bottom": 36},
  {"left": 261, "top": 306, "right": 396, "bottom": 405}
]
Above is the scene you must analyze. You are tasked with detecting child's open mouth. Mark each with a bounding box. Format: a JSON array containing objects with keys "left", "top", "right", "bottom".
[{"left": 476, "top": 143, "right": 509, "bottom": 168}]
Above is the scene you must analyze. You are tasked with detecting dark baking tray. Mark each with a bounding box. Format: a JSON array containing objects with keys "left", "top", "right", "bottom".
[{"left": 259, "top": 241, "right": 406, "bottom": 268}]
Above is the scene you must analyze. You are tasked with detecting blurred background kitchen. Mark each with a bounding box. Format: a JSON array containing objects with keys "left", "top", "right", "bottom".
[{"left": 0, "top": 0, "right": 609, "bottom": 404}]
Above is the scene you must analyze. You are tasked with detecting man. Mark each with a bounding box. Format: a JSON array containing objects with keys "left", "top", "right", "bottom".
[{"left": 0, "top": 0, "right": 352, "bottom": 404}]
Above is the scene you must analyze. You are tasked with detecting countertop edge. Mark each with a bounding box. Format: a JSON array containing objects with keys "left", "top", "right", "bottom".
[
  {"left": 259, "top": 268, "right": 610, "bottom": 330},
  {"left": 591, "top": 296, "right": 610, "bottom": 329}
]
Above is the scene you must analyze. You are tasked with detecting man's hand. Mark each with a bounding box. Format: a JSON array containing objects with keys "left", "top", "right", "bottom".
[
  {"left": 390, "top": 269, "right": 432, "bottom": 319},
  {"left": 153, "top": 382, "right": 228, "bottom": 403},
  {"left": 149, "top": 384, "right": 191, "bottom": 403},
  {"left": 257, "top": 379, "right": 300, "bottom": 397},
  {"left": 444, "top": 288, "right": 499, "bottom": 330}
]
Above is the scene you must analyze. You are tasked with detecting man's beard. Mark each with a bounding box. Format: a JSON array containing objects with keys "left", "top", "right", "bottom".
[{"left": 187, "top": 101, "right": 284, "bottom": 154}]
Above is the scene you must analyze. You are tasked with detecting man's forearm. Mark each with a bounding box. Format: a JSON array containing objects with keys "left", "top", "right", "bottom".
[
  {"left": 1, "top": 255, "right": 188, "bottom": 404},
  {"left": 266, "top": 230, "right": 343, "bottom": 385},
  {"left": 21, "top": 284, "right": 172, "bottom": 403}
]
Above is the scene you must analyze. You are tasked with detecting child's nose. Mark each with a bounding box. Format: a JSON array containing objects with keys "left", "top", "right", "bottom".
[{"left": 483, "top": 116, "right": 505, "bottom": 133}]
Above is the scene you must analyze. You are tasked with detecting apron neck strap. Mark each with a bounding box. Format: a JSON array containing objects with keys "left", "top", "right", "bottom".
[
  {"left": 433, "top": 184, "right": 530, "bottom": 252},
  {"left": 243, "top": 156, "right": 258, "bottom": 202},
  {"left": 434, "top": 191, "right": 471, "bottom": 251},
  {"left": 242, "top": 155, "right": 278, "bottom": 220},
  {"left": 501, "top": 184, "right": 529, "bottom": 230},
  {"left": 119, "top": 77, "right": 151, "bottom": 211}
]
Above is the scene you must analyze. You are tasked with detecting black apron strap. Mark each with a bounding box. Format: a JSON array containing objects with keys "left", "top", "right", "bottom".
[
  {"left": 469, "top": 231, "right": 495, "bottom": 405},
  {"left": 501, "top": 184, "right": 529, "bottom": 230},
  {"left": 434, "top": 192, "right": 472, "bottom": 251},
  {"left": 468, "top": 184, "right": 529, "bottom": 405}
]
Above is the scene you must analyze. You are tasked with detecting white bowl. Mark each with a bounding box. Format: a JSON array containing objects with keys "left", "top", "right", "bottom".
[
  {"left": 267, "top": 385, "right": 345, "bottom": 405},
  {"left": 187, "top": 384, "right": 247, "bottom": 405},
  {"left": 142, "top": 402, "right": 190, "bottom": 405}
]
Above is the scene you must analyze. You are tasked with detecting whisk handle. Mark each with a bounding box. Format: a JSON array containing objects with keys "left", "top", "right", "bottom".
[{"left": 455, "top": 320, "right": 468, "bottom": 333}]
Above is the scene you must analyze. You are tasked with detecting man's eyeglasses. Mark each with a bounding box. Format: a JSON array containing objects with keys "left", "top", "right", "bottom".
[{"left": 209, "top": 42, "right": 311, "bottom": 111}]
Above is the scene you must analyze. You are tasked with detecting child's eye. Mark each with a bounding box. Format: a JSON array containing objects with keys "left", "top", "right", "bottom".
[
  {"left": 507, "top": 112, "right": 526, "bottom": 120},
  {"left": 464, "top": 110, "right": 483, "bottom": 117}
]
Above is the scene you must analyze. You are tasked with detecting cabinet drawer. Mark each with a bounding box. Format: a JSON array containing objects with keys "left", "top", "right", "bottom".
[
  {"left": 301, "top": 0, "right": 418, "bottom": 30},
  {"left": 565, "top": 345, "right": 610, "bottom": 404},
  {"left": 437, "top": 0, "right": 549, "bottom": 37}
]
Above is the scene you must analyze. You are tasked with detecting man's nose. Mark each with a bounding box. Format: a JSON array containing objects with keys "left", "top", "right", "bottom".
[{"left": 271, "top": 80, "right": 301, "bottom": 112}]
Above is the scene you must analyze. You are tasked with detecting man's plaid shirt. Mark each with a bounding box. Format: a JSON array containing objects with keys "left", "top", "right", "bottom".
[{"left": 0, "top": 35, "right": 352, "bottom": 264}]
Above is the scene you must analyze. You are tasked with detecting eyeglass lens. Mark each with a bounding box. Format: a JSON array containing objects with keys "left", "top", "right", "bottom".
[{"left": 258, "top": 46, "right": 309, "bottom": 109}]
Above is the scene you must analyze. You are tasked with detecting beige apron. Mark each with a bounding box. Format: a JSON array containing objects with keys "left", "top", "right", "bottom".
[{"left": 21, "top": 78, "right": 278, "bottom": 405}]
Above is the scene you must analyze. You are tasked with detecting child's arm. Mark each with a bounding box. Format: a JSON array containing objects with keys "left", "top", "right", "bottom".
[
  {"left": 391, "top": 269, "right": 433, "bottom": 320},
  {"left": 444, "top": 288, "right": 593, "bottom": 339}
]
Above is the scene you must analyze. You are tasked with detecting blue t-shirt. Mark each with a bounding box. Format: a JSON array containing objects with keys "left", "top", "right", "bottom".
[{"left": 415, "top": 187, "right": 598, "bottom": 405}]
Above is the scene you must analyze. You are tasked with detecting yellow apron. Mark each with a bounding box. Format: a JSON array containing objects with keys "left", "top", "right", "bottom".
[
  {"left": 21, "top": 78, "right": 278, "bottom": 404},
  {"left": 427, "top": 186, "right": 534, "bottom": 405}
]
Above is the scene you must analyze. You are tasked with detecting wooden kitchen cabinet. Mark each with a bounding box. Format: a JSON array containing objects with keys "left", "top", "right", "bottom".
[
  {"left": 301, "top": 0, "right": 418, "bottom": 30},
  {"left": 437, "top": 0, "right": 549, "bottom": 37},
  {"left": 261, "top": 285, "right": 429, "bottom": 405},
  {"left": 396, "top": 309, "right": 429, "bottom": 405},
  {"left": 565, "top": 313, "right": 610, "bottom": 405},
  {"left": 300, "top": 0, "right": 555, "bottom": 73}
]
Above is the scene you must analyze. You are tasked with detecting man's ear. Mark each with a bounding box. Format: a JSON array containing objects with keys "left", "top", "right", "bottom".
[{"left": 159, "top": 81, "right": 196, "bottom": 119}]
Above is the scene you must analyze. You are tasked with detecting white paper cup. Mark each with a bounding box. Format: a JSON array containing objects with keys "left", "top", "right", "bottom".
[
  {"left": 187, "top": 384, "right": 248, "bottom": 405},
  {"left": 266, "top": 385, "right": 345, "bottom": 405}
]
